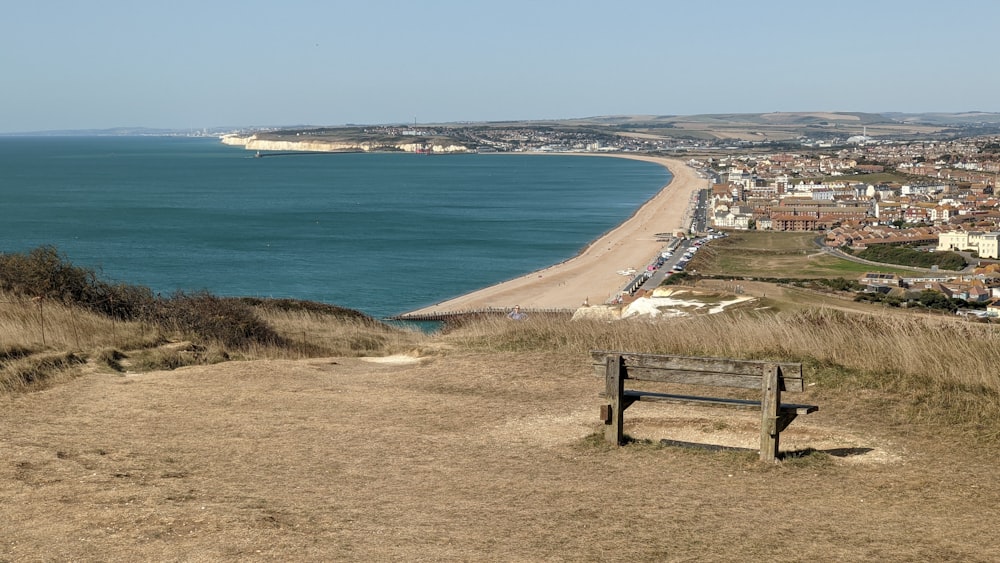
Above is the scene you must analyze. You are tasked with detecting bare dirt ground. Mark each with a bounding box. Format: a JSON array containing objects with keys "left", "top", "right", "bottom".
[{"left": 3, "top": 351, "right": 999, "bottom": 561}]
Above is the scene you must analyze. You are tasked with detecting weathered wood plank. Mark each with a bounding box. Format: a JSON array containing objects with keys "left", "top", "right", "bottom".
[
  {"left": 591, "top": 350, "right": 802, "bottom": 376},
  {"left": 623, "top": 391, "right": 818, "bottom": 415},
  {"left": 623, "top": 353, "right": 803, "bottom": 377},
  {"left": 617, "top": 367, "right": 804, "bottom": 392},
  {"left": 590, "top": 350, "right": 804, "bottom": 392}
]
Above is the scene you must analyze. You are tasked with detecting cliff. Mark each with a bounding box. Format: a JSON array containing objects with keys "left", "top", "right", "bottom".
[{"left": 220, "top": 134, "right": 469, "bottom": 154}]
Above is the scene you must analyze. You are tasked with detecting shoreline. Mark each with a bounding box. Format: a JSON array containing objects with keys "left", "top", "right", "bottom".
[{"left": 402, "top": 154, "right": 706, "bottom": 315}]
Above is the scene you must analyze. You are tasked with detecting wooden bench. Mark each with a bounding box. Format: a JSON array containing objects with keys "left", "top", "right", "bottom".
[{"left": 592, "top": 350, "right": 819, "bottom": 461}]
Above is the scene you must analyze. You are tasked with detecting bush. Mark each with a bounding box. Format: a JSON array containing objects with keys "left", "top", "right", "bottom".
[
  {"left": 153, "top": 292, "right": 286, "bottom": 349},
  {"left": 0, "top": 246, "right": 158, "bottom": 320},
  {"left": 0, "top": 246, "right": 97, "bottom": 303},
  {"left": 88, "top": 282, "right": 157, "bottom": 321},
  {"left": 816, "top": 277, "right": 863, "bottom": 292},
  {"left": 855, "top": 245, "right": 966, "bottom": 270},
  {"left": 660, "top": 272, "right": 695, "bottom": 286},
  {"left": 0, "top": 246, "right": 422, "bottom": 360},
  {"left": 236, "top": 297, "right": 372, "bottom": 323},
  {"left": 0, "top": 247, "right": 298, "bottom": 350}
]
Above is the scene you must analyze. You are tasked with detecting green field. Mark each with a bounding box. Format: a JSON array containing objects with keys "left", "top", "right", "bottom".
[{"left": 690, "top": 231, "right": 918, "bottom": 278}]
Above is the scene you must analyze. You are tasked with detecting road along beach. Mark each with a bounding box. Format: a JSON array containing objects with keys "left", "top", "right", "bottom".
[{"left": 401, "top": 155, "right": 706, "bottom": 315}]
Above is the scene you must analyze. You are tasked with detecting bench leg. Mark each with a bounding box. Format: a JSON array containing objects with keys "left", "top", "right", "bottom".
[
  {"left": 759, "top": 364, "right": 781, "bottom": 462},
  {"left": 604, "top": 355, "right": 625, "bottom": 445}
]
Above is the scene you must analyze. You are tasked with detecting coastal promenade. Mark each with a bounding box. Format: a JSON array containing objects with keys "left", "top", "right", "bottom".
[{"left": 400, "top": 155, "right": 706, "bottom": 317}]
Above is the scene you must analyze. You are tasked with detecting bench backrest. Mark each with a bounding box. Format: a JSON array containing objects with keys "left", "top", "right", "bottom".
[{"left": 590, "top": 350, "right": 805, "bottom": 392}]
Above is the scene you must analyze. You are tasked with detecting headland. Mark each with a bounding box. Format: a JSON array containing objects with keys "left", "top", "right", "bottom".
[{"left": 402, "top": 155, "right": 706, "bottom": 315}]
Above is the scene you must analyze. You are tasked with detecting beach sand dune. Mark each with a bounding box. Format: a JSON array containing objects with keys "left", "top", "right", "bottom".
[{"left": 404, "top": 156, "right": 705, "bottom": 314}]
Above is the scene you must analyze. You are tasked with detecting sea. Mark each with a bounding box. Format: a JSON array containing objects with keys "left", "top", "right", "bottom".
[{"left": 0, "top": 136, "right": 671, "bottom": 319}]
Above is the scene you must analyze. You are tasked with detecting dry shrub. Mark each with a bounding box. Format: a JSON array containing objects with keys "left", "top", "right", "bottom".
[
  {"left": 0, "top": 246, "right": 96, "bottom": 303},
  {"left": 152, "top": 292, "right": 284, "bottom": 349}
]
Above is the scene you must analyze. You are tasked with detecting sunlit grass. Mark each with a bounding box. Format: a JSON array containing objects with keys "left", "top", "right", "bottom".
[
  {"left": 691, "top": 231, "right": 917, "bottom": 278},
  {"left": 441, "top": 308, "right": 1000, "bottom": 438}
]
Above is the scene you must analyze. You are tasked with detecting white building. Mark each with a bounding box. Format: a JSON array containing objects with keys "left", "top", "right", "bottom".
[
  {"left": 712, "top": 205, "right": 753, "bottom": 230},
  {"left": 938, "top": 231, "right": 1000, "bottom": 259}
]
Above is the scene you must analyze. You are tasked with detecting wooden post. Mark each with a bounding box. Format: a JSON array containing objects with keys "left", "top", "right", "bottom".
[
  {"left": 604, "top": 355, "right": 625, "bottom": 445},
  {"left": 36, "top": 298, "right": 45, "bottom": 347},
  {"left": 759, "top": 364, "right": 781, "bottom": 462}
]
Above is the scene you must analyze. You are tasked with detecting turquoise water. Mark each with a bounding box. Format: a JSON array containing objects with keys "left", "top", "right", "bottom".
[{"left": 0, "top": 137, "right": 670, "bottom": 318}]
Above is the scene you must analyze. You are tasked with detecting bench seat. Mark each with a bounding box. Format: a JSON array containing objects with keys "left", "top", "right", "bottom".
[{"left": 624, "top": 390, "right": 818, "bottom": 415}]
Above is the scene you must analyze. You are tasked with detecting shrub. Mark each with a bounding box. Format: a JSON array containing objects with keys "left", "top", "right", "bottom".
[
  {"left": 0, "top": 246, "right": 158, "bottom": 321},
  {"left": 88, "top": 282, "right": 158, "bottom": 321},
  {"left": 236, "top": 297, "right": 373, "bottom": 323},
  {"left": 0, "top": 247, "right": 295, "bottom": 350},
  {"left": 855, "top": 244, "right": 966, "bottom": 270},
  {"left": 0, "top": 246, "right": 96, "bottom": 303},
  {"left": 152, "top": 291, "right": 286, "bottom": 349}
]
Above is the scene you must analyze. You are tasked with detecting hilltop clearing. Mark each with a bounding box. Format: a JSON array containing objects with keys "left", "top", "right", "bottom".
[{"left": 2, "top": 348, "right": 998, "bottom": 561}]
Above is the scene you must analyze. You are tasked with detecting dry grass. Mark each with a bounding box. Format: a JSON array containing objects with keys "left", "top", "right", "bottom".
[
  {"left": 0, "top": 295, "right": 165, "bottom": 392},
  {"left": 442, "top": 308, "right": 1000, "bottom": 438},
  {"left": 442, "top": 309, "right": 1000, "bottom": 392},
  {"left": 253, "top": 307, "right": 430, "bottom": 359},
  {"left": 0, "top": 291, "right": 430, "bottom": 391},
  {"left": 0, "top": 294, "right": 161, "bottom": 352},
  {"left": 3, "top": 286, "right": 1000, "bottom": 560}
]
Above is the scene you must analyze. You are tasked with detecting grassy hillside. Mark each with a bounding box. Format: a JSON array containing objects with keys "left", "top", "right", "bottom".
[{"left": 0, "top": 247, "right": 428, "bottom": 393}]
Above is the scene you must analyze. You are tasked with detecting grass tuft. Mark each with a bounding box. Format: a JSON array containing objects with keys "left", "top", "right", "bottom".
[
  {"left": 97, "top": 348, "right": 127, "bottom": 372},
  {"left": 0, "top": 352, "right": 86, "bottom": 392}
]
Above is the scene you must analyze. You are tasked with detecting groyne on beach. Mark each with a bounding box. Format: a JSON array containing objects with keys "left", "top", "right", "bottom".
[{"left": 397, "top": 154, "right": 707, "bottom": 318}]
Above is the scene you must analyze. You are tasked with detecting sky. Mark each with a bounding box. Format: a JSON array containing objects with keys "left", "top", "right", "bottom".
[{"left": 3, "top": 0, "right": 999, "bottom": 133}]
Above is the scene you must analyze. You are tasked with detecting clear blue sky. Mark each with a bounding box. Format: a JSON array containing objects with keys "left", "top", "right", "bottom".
[{"left": 3, "top": 0, "right": 998, "bottom": 133}]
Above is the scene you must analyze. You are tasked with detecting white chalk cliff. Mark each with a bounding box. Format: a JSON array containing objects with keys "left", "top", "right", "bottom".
[{"left": 220, "top": 134, "right": 469, "bottom": 154}]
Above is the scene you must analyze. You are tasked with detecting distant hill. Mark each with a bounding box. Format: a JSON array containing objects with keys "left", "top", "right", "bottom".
[
  {"left": 882, "top": 112, "right": 1000, "bottom": 125},
  {"left": 7, "top": 112, "right": 1000, "bottom": 141},
  {"left": 569, "top": 111, "right": 1000, "bottom": 127},
  {"left": 557, "top": 112, "right": 1000, "bottom": 142}
]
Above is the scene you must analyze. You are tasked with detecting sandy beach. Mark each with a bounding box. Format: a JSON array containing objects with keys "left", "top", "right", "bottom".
[{"left": 404, "top": 155, "right": 706, "bottom": 314}]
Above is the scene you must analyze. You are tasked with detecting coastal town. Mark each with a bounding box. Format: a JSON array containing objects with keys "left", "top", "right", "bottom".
[
  {"left": 688, "top": 134, "right": 1000, "bottom": 316},
  {"left": 466, "top": 123, "right": 1000, "bottom": 316},
  {"left": 230, "top": 115, "right": 1000, "bottom": 318},
  {"left": 698, "top": 136, "right": 1000, "bottom": 235}
]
